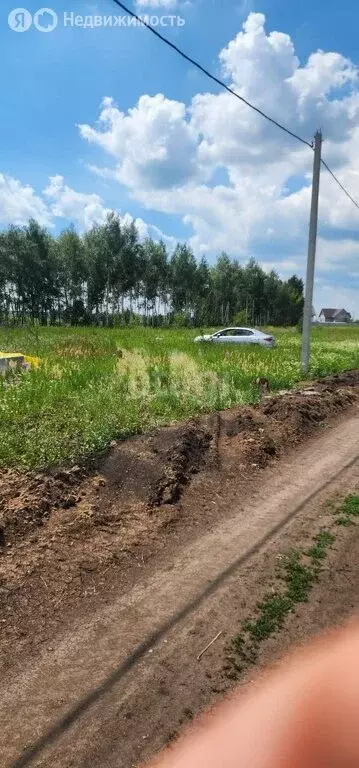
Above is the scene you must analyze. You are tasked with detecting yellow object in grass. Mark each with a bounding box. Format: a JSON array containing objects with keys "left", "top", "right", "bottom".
[
  {"left": 24, "top": 355, "right": 41, "bottom": 368},
  {"left": 0, "top": 353, "right": 41, "bottom": 371},
  {"left": 0, "top": 352, "right": 24, "bottom": 359}
]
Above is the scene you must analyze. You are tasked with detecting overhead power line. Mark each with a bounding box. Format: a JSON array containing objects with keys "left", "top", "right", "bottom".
[
  {"left": 321, "top": 159, "right": 359, "bottom": 211},
  {"left": 111, "top": 0, "right": 359, "bottom": 214},
  {"left": 111, "top": 0, "right": 312, "bottom": 148}
]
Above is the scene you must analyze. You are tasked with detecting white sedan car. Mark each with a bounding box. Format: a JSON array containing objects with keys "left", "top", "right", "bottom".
[{"left": 194, "top": 327, "right": 276, "bottom": 348}]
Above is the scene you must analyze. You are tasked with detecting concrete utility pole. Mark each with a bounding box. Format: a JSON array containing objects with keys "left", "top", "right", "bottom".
[{"left": 301, "top": 130, "right": 322, "bottom": 375}]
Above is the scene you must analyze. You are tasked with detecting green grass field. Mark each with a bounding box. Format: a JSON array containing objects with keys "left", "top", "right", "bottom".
[{"left": 0, "top": 325, "right": 358, "bottom": 469}]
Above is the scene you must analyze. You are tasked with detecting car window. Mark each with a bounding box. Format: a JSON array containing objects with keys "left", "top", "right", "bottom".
[{"left": 217, "top": 329, "right": 254, "bottom": 337}]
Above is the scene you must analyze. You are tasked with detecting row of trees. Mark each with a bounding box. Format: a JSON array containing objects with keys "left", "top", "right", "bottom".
[{"left": 0, "top": 214, "right": 304, "bottom": 327}]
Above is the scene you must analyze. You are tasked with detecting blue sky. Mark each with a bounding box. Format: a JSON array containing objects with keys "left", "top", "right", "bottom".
[{"left": 1, "top": 0, "right": 359, "bottom": 314}]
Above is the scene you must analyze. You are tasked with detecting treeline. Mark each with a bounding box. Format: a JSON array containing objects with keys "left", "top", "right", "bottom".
[{"left": 0, "top": 214, "right": 304, "bottom": 327}]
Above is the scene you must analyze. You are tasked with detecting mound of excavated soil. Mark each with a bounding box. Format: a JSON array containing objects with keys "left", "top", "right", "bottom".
[
  {"left": 1, "top": 372, "right": 357, "bottom": 544},
  {"left": 1, "top": 370, "right": 359, "bottom": 663}
]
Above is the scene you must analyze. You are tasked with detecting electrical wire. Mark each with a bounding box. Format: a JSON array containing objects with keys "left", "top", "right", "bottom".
[
  {"left": 111, "top": 1, "right": 359, "bottom": 214},
  {"left": 321, "top": 159, "right": 359, "bottom": 211},
  {"left": 111, "top": 0, "right": 312, "bottom": 149}
]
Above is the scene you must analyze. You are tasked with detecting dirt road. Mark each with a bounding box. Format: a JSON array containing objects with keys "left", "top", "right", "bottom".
[{"left": 2, "top": 404, "right": 359, "bottom": 768}]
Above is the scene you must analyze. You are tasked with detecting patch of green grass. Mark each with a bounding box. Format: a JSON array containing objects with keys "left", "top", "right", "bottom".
[
  {"left": 306, "top": 531, "right": 335, "bottom": 561},
  {"left": 284, "top": 551, "right": 316, "bottom": 600},
  {"left": 333, "top": 494, "right": 359, "bottom": 527},
  {"left": 336, "top": 516, "right": 354, "bottom": 527},
  {"left": 230, "top": 530, "right": 335, "bottom": 667},
  {"left": 228, "top": 490, "right": 359, "bottom": 681},
  {"left": 342, "top": 495, "right": 359, "bottom": 517},
  {"left": 242, "top": 594, "right": 293, "bottom": 642}
]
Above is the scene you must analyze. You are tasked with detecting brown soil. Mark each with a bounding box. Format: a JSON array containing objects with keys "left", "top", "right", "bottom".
[
  {"left": 1, "top": 371, "right": 359, "bottom": 767},
  {"left": 1, "top": 371, "right": 359, "bottom": 668}
]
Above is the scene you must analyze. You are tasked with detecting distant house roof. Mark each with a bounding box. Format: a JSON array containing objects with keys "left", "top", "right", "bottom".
[
  {"left": 320, "top": 308, "right": 338, "bottom": 320},
  {"left": 319, "top": 308, "right": 351, "bottom": 321}
]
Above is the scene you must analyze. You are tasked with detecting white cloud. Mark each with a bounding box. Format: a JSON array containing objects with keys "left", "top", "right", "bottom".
[
  {"left": 316, "top": 237, "right": 359, "bottom": 275},
  {"left": 147, "top": 223, "right": 177, "bottom": 251},
  {"left": 290, "top": 51, "right": 357, "bottom": 106},
  {"left": 0, "top": 174, "right": 52, "bottom": 227},
  {"left": 78, "top": 94, "right": 199, "bottom": 192},
  {"left": 42, "top": 175, "right": 174, "bottom": 246},
  {"left": 217, "top": 13, "right": 358, "bottom": 145},
  {"left": 119, "top": 211, "right": 176, "bottom": 250},
  {"left": 0, "top": 172, "right": 175, "bottom": 254},
  {"left": 43, "top": 175, "right": 112, "bottom": 231},
  {"left": 79, "top": 11, "right": 359, "bottom": 306}
]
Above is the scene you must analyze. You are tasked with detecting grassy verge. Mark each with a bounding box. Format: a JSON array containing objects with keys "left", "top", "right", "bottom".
[
  {"left": 0, "top": 325, "right": 359, "bottom": 469},
  {"left": 225, "top": 494, "right": 359, "bottom": 679}
]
